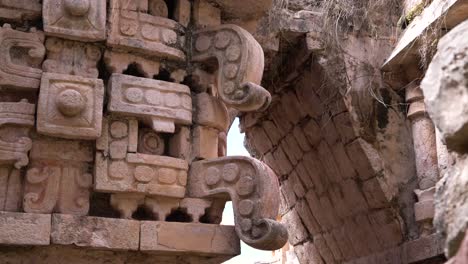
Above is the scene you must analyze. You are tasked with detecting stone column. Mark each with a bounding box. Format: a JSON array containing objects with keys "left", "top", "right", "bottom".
[{"left": 406, "top": 81, "right": 439, "bottom": 236}]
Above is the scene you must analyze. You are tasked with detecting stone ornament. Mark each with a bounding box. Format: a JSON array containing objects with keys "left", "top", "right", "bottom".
[
  {"left": 193, "top": 25, "right": 271, "bottom": 112},
  {"left": 0, "top": 100, "right": 35, "bottom": 169},
  {"left": 107, "top": 0, "right": 185, "bottom": 61},
  {"left": 0, "top": 100, "right": 35, "bottom": 212},
  {"left": 0, "top": 24, "right": 45, "bottom": 90},
  {"left": 108, "top": 74, "right": 192, "bottom": 133},
  {"left": 23, "top": 135, "right": 93, "bottom": 215},
  {"left": 37, "top": 72, "right": 104, "bottom": 140},
  {"left": 43, "top": 37, "right": 102, "bottom": 78},
  {"left": 0, "top": 0, "right": 42, "bottom": 23},
  {"left": 188, "top": 156, "right": 288, "bottom": 250},
  {"left": 43, "top": 0, "right": 106, "bottom": 41}
]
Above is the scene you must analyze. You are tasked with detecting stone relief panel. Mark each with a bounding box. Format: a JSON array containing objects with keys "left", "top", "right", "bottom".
[
  {"left": 107, "top": 0, "right": 185, "bottom": 61},
  {"left": 23, "top": 135, "right": 93, "bottom": 215},
  {"left": 0, "top": 25, "right": 45, "bottom": 90},
  {"left": 108, "top": 74, "right": 192, "bottom": 133},
  {"left": 0, "top": 0, "right": 41, "bottom": 23},
  {"left": 43, "top": 37, "right": 102, "bottom": 78},
  {"left": 37, "top": 72, "right": 104, "bottom": 140},
  {"left": 192, "top": 24, "right": 271, "bottom": 112},
  {"left": 43, "top": 0, "right": 106, "bottom": 41}
]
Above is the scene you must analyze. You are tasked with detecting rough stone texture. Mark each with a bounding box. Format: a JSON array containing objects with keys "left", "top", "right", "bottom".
[
  {"left": 421, "top": 20, "right": 468, "bottom": 258},
  {"left": 0, "top": 245, "right": 233, "bottom": 264},
  {"left": 421, "top": 19, "right": 468, "bottom": 153},
  {"left": 51, "top": 214, "right": 139, "bottom": 250},
  {"left": 140, "top": 221, "right": 240, "bottom": 255},
  {"left": 0, "top": 212, "right": 51, "bottom": 245}
]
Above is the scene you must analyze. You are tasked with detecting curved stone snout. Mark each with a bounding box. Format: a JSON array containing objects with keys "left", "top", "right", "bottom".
[
  {"left": 192, "top": 25, "right": 271, "bottom": 112},
  {"left": 187, "top": 156, "right": 288, "bottom": 250}
]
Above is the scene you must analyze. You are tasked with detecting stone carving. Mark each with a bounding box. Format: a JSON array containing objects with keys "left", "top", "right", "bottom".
[
  {"left": 0, "top": 25, "right": 45, "bottom": 90},
  {"left": 194, "top": 92, "right": 229, "bottom": 132},
  {"left": 107, "top": 0, "right": 185, "bottom": 61},
  {"left": 37, "top": 72, "right": 104, "bottom": 139},
  {"left": 43, "top": 0, "right": 106, "bottom": 41},
  {"left": 0, "top": 0, "right": 41, "bottom": 22},
  {"left": 23, "top": 135, "right": 93, "bottom": 215},
  {"left": 192, "top": 25, "right": 271, "bottom": 111},
  {"left": 0, "top": 100, "right": 35, "bottom": 168},
  {"left": 0, "top": 99, "right": 35, "bottom": 212},
  {"left": 108, "top": 74, "right": 192, "bottom": 133},
  {"left": 188, "top": 156, "right": 288, "bottom": 250},
  {"left": 43, "top": 38, "right": 102, "bottom": 78}
]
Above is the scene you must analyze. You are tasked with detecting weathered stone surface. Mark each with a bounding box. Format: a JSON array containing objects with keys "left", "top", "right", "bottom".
[
  {"left": 0, "top": 212, "right": 51, "bottom": 245},
  {"left": 0, "top": 0, "right": 41, "bottom": 22},
  {"left": 140, "top": 221, "right": 240, "bottom": 255},
  {"left": 403, "top": 232, "right": 444, "bottom": 263},
  {"left": 191, "top": 125, "right": 219, "bottom": 160},
  {"left": 43, "top": 0, "right": 106, "bottom": 41},
  {"left": 194, "top": 93, "right": 229, "bottom": 132},
  {"left": 51, "top": 214, "right": 139, "bottom": 250},
  {"left": 0, "top": 100, "right": 35, "bottom": 170},
  {"left": 108, "top": 0, "right": 185, "bottom": 60},
  {"left": 43, "top": 38, "right": 102, "bottom": 78},
  {"left": 108, "top": 74, "right": 192, "bottom": 133},
  {"left": 0, "top": 245, "right": 235, "bottom": 264},
  {"left": 421, "top": 19, "right": 468, "bottom": 153},
  {"left": 0, "top": 25, "right": 45, "bottom": 90},
  {"left": 95, "top": 152, "right": 188, "bottom": 198},
  {"left": 188, "top": 156, "right": 288, "bottom": 250},
  {"left": 24, "top": 135, "right": 93, "bottom": 215},
  {"left": 193, "top": 0, "right": 221, "bottom": 27},
  {"left": 192, "top": 24, "right": 271, "bottom": 112},
  {"left": 37, "top": 73, "right": 104, "bottom": 139}
]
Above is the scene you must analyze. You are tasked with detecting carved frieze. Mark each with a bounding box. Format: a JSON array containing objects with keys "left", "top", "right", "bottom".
[
  {"left": 108, "top": 74, "right": 192, "bottom": 133},
  {"left": 107, "top": 0, "right": 185, "bottom": 60},
  {"left": 23, "top": 135, "right": 93, "bottom": 215},
  {"left": 43, "top": 0, "right": 106, "bottom": 41},
  {"left": 43, "top": 38, "right": 102, "bottom": 78},
  {"left": 0, "top": 0, "right": 41, "bottom": 22},
  {"left": 188, "top": 156, "right": 288, "bottom": 250},
  {"left": 0, "top": 25, "right": 45, "bottom": 90},
  {"left": 192, "top": 25, "right": 271, "bottom": 112},
  {"left": 95, "top": 117, "right": 188, "bottom": 198},
  {"left": 37, "top": 72, "right": 104, "bottom": 139}
]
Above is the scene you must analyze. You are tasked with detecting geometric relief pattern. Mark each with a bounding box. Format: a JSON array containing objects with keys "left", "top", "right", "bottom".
[
  {"left": 37, "top": 73, "right": 104, "bottom": 140},
  {"left": 43, "top": 0, "right": 106, "bottom": 41}
]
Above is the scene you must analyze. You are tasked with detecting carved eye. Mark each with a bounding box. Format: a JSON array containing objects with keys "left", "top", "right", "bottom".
[{"left": 138, "top": 129, "right": 165, "bottom": 155}]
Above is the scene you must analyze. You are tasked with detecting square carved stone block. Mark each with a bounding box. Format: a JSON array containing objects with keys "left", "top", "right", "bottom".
[
  {"left": 0, "top": 212, "right": 51, "bottom": 246},
  {"left": 37, "top": 73, "right": 104, "bottom": 140},
  {"left": 43, "top": 0, "right": 106, "bottom": 41},
  {"left": 140, "top": 221, "right": 240, "bottom": 256},
  {"left": 108, "top": 74, "right": 192, "bottom": 133}
]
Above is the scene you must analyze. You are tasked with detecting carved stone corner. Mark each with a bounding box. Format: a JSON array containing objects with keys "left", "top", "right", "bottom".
[
  {"left": 192, "top": 24, "right": 271, "bottom": 112},
  {"left": 188, "top": 156, "right": 288, "bottom": 250}
]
